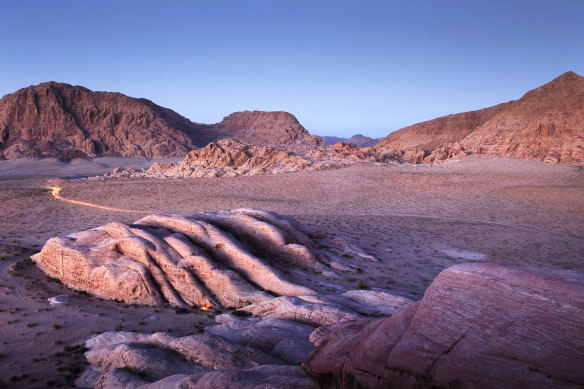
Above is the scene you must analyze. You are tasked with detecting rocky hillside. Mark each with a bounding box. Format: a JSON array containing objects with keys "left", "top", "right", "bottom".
[
  {"left": 0, "top": 82, "right": 324, "bottom": 159},
  {"left": 321, "top": 134, "right": 381, "bottom": 147},
  {"left": 203, "top": 111, "right": 324, "bottom": 153},
  {"left": 0, "top": 82, "right": 197, "bottom": 159},
  {"left": 376, "top": 72, "right": 584, "bottom": 165}
]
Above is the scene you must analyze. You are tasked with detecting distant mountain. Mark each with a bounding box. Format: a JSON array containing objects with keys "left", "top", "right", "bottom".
[
  {"left": 376, "top": 72, "right": 584, "bottom": 165},
  {"left": 0, "top": 83, "right": 323, "bottom": 159},
  {"left": 321, "top": 134, "right": 381, "bottom": 147},
  {"left": 196, "top": 111, "right": 324, "bottom": 153}
]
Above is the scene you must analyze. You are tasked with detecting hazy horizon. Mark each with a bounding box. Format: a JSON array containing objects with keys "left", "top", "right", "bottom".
[{"left": 1, "top": 1, "right": 583, "bottom": 138}]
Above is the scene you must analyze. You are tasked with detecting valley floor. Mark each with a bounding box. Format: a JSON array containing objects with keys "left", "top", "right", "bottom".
[{"left": 0, "top": 155, "right": 583, "bottom": 387}]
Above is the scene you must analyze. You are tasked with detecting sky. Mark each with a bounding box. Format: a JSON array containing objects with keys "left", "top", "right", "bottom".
[{"left": 0, "top": 1, "right": 582, "bottom": 138}]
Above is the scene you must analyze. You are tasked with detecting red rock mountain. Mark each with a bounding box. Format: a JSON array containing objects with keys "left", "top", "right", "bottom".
[
  {"left": 195, "top": 111, "right": 324, "bottom": 153},
  {"left": 0, "top": 82, "right": 323, "bottom": 159},
  {"left": 0, "top": 82, "right": 197, "bottom": 159},
  {"left": 376, "top": 72, "right": 584, "bottom": 164}
]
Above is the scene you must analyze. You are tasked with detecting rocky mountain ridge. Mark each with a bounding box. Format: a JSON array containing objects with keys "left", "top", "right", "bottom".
[
  {"left": 321, "top": 134, "right": 381, "bottom": 147},
  {"left": 376, "top": 72, "right": 584, "bottom": 165},
  {"left": 0, "top": 83, "right": 323, "bottom": 160}
]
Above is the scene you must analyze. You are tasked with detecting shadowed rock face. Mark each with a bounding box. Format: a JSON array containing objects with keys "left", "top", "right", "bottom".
[
  {"left": 80, "top": 315, "right": 316, "bottom": 389},
  {"left": 376, "top": 72, "right": 584, "bottom": 165},
  {"left": 302, "top": 263, "right": 584, "bottom": 388},
  {"left": 0, "top": 82, "right": 196, "bottom": 159}
]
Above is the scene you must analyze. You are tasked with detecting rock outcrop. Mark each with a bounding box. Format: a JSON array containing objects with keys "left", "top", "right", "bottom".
[
  {"left": 32, "top": 209, "right": 329, "bottom": 309},
  {"left": 0, "top": 82, "right": 196, "bottom": 159},
  {"left": 104, "top": 139, "right": 366, "bottom": 179},
  {"left": 376, "top": 71, "right": 584, "bottom": 165},
  {"left": 32, "top": 209, "right": 397, "bottom": 315},
  {"left": 79, "top": 315, "right": 316, "bottom": 389},
  {"left": 302, "top": 263, "right": 584, "bottom": 388},
  {"left": 32, "top": 209, "right": 413, "bottom": 388}
]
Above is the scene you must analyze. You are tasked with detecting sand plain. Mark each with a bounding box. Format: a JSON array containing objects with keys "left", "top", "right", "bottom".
[{"left": 0, "top": 155, "right": 583, "bottom": 387}]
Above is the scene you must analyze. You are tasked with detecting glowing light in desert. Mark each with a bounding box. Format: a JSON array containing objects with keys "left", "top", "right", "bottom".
[{"left": 49, "top": 186, "right": 149, "bottom": 214}]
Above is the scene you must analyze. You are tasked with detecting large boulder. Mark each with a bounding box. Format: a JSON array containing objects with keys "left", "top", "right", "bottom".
[
  {"left": 32, "top": 209, "right": 328, "bottom": 308},
  {"left": 302, "top": 263, "right": 584, "bottom": 388}
]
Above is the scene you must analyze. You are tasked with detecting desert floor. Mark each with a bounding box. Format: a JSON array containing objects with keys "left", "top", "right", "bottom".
[{"left": 0, "top": 155, "right": 583, "bottom": 387}]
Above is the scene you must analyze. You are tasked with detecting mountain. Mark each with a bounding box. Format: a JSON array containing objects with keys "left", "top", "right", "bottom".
[
  {"left": 196, "top": 111, "right": 324, "bottom": 153},
  {"left": 376, "top": 72, "right": 584, "bottom": 164},
  {"left": 0, "top": 83, "right": 323, "bottom": 160},
  {"left": 0, "top": 82, "right": 196, "bottom": 159},
  {"left": 321, "top": 134, "right": 381, "bottom": 147}
]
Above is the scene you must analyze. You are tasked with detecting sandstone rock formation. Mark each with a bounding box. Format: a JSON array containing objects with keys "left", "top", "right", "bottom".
[
  {"left": 104, "top": 139, "right": 365, "bottom": 179},
  {"left": 302, "top": 263, "right": 584, "bottom": 388},
  {"left": 0, "top": 82, "right": 196, "bottom": 159},
  {"left": 32, "top": 209, "right": 394, "bottom": 314},
  {"left": 321, "top": 134, "right": 381, "bottom": 148},
  {"left": 32, "top": 209, "right": 415, "bottom": 388},
  {"left": 32, "top": 209, "right": 326, "bottom": 308},
  {"left": 79, "top": 315, "right": 316, "bottom": 388},
  {"left": 376, "top": 71, "right": 584, "bottom": 165}
]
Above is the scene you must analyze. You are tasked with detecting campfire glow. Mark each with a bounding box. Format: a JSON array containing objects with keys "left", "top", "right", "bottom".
[
  {"left": 48, "top": 186, "right": 149, "bottom": 214},
  {"left": 200, "top": 305, "right": 210, "bottom": 311}
]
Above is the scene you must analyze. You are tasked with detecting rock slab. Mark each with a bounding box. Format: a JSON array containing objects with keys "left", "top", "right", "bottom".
[{"left": 302, "top": 263, "right": 584, "bottom": 388}]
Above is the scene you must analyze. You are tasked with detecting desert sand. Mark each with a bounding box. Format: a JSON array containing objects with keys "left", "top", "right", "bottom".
[{"left": 0, "top": 155, "right": 583, "bottom": 387}]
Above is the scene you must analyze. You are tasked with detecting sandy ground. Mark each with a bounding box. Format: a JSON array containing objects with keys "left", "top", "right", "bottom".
[{"left": 0, "top": 154, "right": 583, "bottom": 387}]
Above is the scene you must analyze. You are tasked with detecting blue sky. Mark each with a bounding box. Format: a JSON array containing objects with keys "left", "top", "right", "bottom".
[{"left": 0, "top": 1, "right": 582, "bottom": 137}]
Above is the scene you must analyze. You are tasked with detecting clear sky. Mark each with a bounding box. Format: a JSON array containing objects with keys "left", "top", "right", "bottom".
[{"left": 0, "top": 1, "right": 582, "bottom": 138}]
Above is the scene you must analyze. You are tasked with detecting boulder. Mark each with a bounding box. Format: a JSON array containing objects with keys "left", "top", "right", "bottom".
[
  {"left": 302, "top": 263, "right": 584, "bottom": 388},
  {"left": 32, "top": 209, "right": 326, "bottom": 308}
]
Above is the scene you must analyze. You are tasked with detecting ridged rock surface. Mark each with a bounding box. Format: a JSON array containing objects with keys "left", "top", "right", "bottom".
[
  {"left": 79, "top": 315, "right": 316, "bottom": 389},
  {"left": 32, "top": 209, "right": 330, "bottom": 309},
  {"left": 0, "top": 82, "right": 196, "bottom": 159},
  {"left": 302, "top": 263, "right": 584, "bottom": 388},
  {"left": 376, "top": 72, "right": 584, "bottom": 165}
]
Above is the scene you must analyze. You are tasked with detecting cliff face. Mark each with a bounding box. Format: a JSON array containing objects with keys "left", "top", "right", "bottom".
[
  {"left": 376, "top": 72, "right": 584, "bottom": 165},
  {"left": 0, "top": 82, "right": 196, "bottom": 159}
]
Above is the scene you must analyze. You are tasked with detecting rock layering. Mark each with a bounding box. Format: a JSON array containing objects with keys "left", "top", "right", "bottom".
[
  {"left": 32, "top": 208, "right": 404, "bottom": 315},
  {"left": 79, "top": 315, "right": 316, "bottom": 388},
  {"left": 0, "top": 82, "right": 196, "bottom": 159},
  {"left": 376, "top": 71, "right": 584, "bottom": 165},
  {"left": 302, "top": 263, "right": 584, "bottom": 388},
  {"left": 31, "top": 209, "right": 413, "bottom": 388}
]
